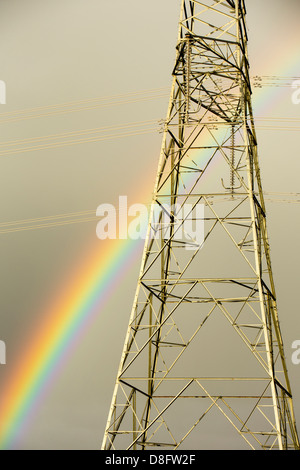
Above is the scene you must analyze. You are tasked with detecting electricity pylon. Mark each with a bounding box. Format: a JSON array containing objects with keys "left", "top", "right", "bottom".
[{"left": 102, "top": 0, "right": 299, "bottom": 450}]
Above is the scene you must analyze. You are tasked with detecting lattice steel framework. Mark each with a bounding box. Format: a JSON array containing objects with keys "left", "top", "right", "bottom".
[{"left": 102, "top": 0, "right": 299, "bottom": 450}]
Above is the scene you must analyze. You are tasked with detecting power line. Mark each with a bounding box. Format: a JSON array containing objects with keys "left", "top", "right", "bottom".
[
  {"left": 2, "top": 116, "right": 300, "bottom": 149},
  {"left": 0, "top": 127, "right": 160, "bottom": 156},
  {"left": 0, "top": 87, "right": 170, "bottom": 118},
  {"left": 0, "top": 119, "right": 159, "bottom": 147},
  {"left": 0, "top": 192, "right": 299, "bottom": 235},
  {"left": 0, "top": 119, "right": 300, "bottom": 157},
  {"left": 0, "top": 216, "right": 98, "bottom": 234},
  {"left": 0, "top": 76, "right": 298, "bottom": 125},
  {"left": 0, "top": 89, "right": 170, "bottom": 125},
  {"left": 252, "top": 75, "right": 300, "bottom": 88}
]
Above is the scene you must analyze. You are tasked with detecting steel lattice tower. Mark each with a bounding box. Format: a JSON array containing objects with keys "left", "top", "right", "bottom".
[{"left": 102, "top": 0, "right": 299, "bottom": 450}]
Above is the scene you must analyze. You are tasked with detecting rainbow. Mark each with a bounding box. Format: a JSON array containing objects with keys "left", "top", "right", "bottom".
[
  {"left": 0, "top": 38, "right": 299, "bottom": 449},
  {"left": 251, "top": 34, "right": 300, "bottom": 115},
  {"left": 0, "top": 236, "right": 146, "bottom": 449},
  {"left": 0, "top": 232, "right": 150, "bottom": 449}
]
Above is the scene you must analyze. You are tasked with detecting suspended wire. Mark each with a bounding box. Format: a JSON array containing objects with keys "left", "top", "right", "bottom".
[
  {"left": 0, "top": 192, "right": 299, "bottom": 235},
  {"left": 254, "top": 117, "right": 300, "bottom": 122},
  {"left": 0, "top": 119, "right": 159, "bottom": 148},
  {"left": 0, "top": 87, "right": 170, "bottom": 117},
  {"left": 0, "top": 216, "right": 98, "bottom": 234},
  {"left": 2, "top": 116, "right": 300, "bottom": 149},
  {"left": 2, "top": 116, "right": 300, "bottom": 148},
  {"left": 265, "top": 198, "right": 300, "bottom": 204},
  {"left": 256, "top": 126, "right": 300, "bottom": 131},
  {"left": 0, "top": 126, "right": 160, "bottom": 156},
  {"left": 0, "top": 118, "right": 300, "bottom": 156},
  {"left": 0, "top": 121, "right": 159, "bottom": 146},
  {"left": 0, "top": 76, "right": 297, "bottom": 125},
  {"left": 0, "top": 89, "right": 170, "bottom": 125},
  {"left": 0, "top": 78, "right": 298, "bottom": 234},
  {"left": 263, "top": 191, "right": 300, "bottom": 196},
  {"left": 0, "top": 209, "right": 96, "bottom": 227},
  {"left": 252, "top": 75, "right": 300, "bottom": 88}
]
